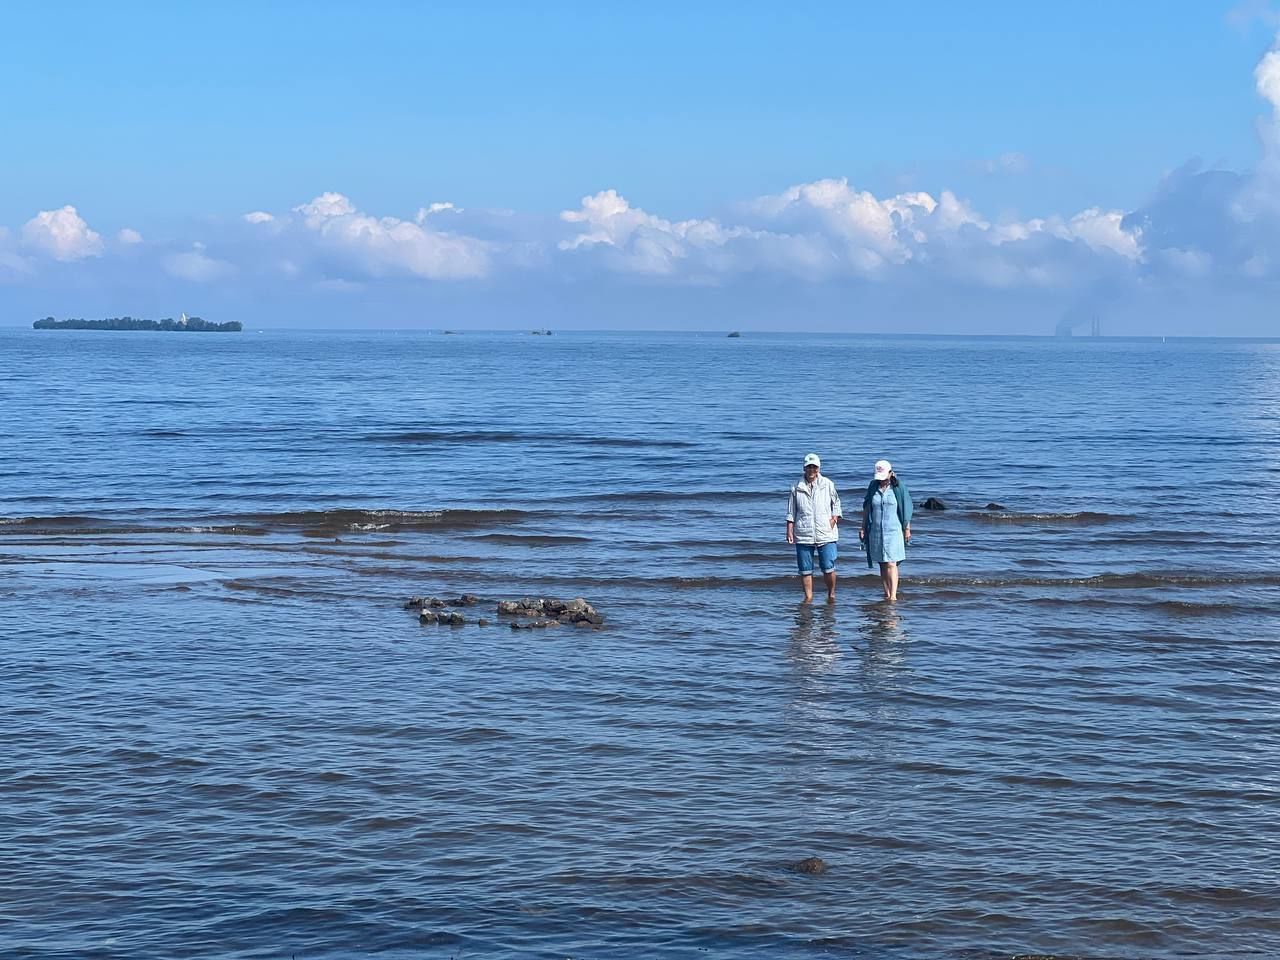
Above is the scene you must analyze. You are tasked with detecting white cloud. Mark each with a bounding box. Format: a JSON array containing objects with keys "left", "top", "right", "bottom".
[
  {"left": 291, "top": 192, "right": 490, "bottom": 279},
  {"left": 243, "top": 211, "right": 275, "bottom": 224},
  {"left": 416, "top": 202, "right": 459, "bottom": 223},
  {"left": 22, "top": 205, "right": 104, "bottom": 261},
  {"left": 559, "top": 189, "right": 760, "bottom": 276},
  {"left": 1062, "top": 208, "right": 1142, "bottom": 259},
  {"left": 117, "top": 228, "right": 143, "bottom": 245},
  {"left": 559, "top": 179, "right": 1142, "bottom": 289},
  {"left": 294, "top": 191, "right": 356, "bottom": 227},
  {"left": 164, "top": 245, "right": 236, "bottom": 282}
]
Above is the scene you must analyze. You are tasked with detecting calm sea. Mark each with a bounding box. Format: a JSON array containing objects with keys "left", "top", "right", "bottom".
[{"left": 2, "top": 328, "right": 1279, "bottom": 960}]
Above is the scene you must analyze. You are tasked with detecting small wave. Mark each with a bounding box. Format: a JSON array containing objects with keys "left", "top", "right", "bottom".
[
  {"left": 0, "top": 515, "right": 165, "bottom": 536},
  {"left": 367, "top": 429, "right": 525, "bottom": 444},
  {"left": 971, "top": 510, "right": 1129, "bottom": 525},
  {"left": 367, "top": 429, "right": 696, "bottom": 449},
  {"left": 547, "top": 489, "right": 770, "bottom": 505},
  {"left": 914, "top": 571, "right": 1280, "bottom": 589},
  {"left": 0, "top": 508, "right": 535, "bottom": 538},
  {"left": 472, "top": 533, "right": 591, "bottom": 546},
  {"left": 252, "top": 508, "right": 533, "bottom": 535}
]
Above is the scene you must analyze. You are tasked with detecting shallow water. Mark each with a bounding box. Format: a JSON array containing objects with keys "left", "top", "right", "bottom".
[{"left": 2, "top": 328, "right": 1279, "bottom": 959}]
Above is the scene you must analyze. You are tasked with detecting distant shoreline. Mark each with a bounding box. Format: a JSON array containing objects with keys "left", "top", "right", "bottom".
[
  {"left": 5, "top": 324, "right": 1278, "bottom": 342},
  {"left": 33, "top": 316, "right": 242, "bottom": 332}
]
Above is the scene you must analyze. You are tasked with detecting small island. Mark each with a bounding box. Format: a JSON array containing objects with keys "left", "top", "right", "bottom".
[{"left": 33, "top": 314, "right": 242, "bottom": 332}]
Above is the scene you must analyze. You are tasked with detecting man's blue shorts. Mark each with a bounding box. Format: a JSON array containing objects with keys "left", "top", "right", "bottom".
[{"left": 795, "top": 541, "right": 838, "bottom": 575}]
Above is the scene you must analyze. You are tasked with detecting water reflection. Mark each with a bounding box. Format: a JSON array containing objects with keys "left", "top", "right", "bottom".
[
  {"left": 785, "top": 603, "right": 843, "bottom": 675},
  {"left": 856, "top": 602, "right": 910, "bottom": 692}
]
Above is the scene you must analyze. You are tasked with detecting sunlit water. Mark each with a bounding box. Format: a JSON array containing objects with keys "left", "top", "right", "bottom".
[{"left": 3, "top": 328, "right": 1279, "bottom": 959}]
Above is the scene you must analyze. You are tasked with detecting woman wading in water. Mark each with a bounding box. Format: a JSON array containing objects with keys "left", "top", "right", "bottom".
[{"left": 860, "top": 459, "right": 912, "bottom": 601}]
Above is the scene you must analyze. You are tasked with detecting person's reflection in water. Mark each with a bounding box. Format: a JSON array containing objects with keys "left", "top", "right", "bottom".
[
  {"left": 786, "top": 602, "right": 843, "bottom": 676},
  {"left": 856, "top": 603, "right": 909, "bottom": 691}
]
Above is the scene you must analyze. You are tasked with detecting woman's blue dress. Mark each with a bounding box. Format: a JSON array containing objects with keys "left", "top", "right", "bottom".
[{"left": 868, "top": 486, "right": 906, "bottom": 564}]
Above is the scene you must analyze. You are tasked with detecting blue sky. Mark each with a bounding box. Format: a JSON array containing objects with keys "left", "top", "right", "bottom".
[{"left": 4, "top": 1, "right": 1280, "bottom": 333}]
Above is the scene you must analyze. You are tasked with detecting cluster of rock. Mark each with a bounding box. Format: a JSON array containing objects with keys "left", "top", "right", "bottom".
[
  {"left": 497, "top": 596, "right": 604, "bottom": 629},
  {"left": 402, "top": 594, "right": 604, "bottom": 630}
]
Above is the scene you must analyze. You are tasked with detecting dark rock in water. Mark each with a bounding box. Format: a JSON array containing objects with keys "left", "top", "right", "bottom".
[
  {"left": 727, "top": 331, "right": 741, "bottom": 338},
  {"left": 985, "top": 502, "right": 1006, "bottom": 511},
  {"left": 793, "top": 857, "right": 827, "bottom": 875},
  {"left": 921, "top": 497, "right": 947, "bottom": 511},
  {"left": 417, "top": 593, "right": 605, "bottom": 629}
]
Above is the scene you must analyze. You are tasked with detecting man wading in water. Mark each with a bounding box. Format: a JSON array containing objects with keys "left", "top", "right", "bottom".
[{"left": 785, "top": 453, "right": 842, "bottom": 603}]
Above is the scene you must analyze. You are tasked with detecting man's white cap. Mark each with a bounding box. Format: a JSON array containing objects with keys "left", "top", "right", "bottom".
[
  {"left": 873, "top": 459, "right": 892, "bottom": 480},
  {"left": 803, "top": 453, "right": 821, "bottom": 468}
]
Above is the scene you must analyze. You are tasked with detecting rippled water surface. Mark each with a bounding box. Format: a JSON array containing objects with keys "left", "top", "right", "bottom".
[{"left": 3, "top": 328, "right": 1279, "bottom": 959}]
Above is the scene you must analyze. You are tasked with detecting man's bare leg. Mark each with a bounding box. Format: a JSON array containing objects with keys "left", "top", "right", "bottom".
[
  {"left": 800, "top": 574, "right": 814, "bottom": 603},
  {"left": 823, "top": 570, "right": 836, "bottom": 602}
]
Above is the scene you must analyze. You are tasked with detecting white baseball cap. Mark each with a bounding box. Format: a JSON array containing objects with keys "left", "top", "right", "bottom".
[
  {"left": 803, "top": 453, "right": 821, "bottom": 468},
  {"left": 873, "top": 459, "right": 892, "bottom": 480}
]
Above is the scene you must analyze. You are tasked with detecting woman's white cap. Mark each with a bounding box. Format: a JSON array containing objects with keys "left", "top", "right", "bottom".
[{"left": 873, "top": 459, "right": 892, "bottom": 480}]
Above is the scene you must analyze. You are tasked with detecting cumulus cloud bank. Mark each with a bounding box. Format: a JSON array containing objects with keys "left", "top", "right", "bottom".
[
  {"left": 269, "top": 192, "right": 490, "bottom": 280},
  {"left": 22, "top": 206, "right": 103, "bottom": 261},
  {"left": 556, "top": 180, "right": 1141, "bottom": 291}
]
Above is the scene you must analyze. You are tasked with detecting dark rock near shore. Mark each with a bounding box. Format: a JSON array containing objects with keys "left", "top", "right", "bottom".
[
  {"left": 419, "top": 608, "right": 465, "bottom": 625},
  {"left": 921, "top": 497, "right": 947, "bottom": 511},
  {"left": 792, "top": 857, "right": 827, "bottom": 875},
  {"left": 985, "top": 502, "right": 1007, "bottom": 511},
  {"left": 408, "top": 593, "right": 604, "bottom": 630}
]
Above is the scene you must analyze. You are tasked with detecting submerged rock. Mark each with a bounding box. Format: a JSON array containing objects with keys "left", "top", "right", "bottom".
[
  {"left": 984, "top": 502, "right": 1007, "bottom": 511},
  {"left": 792, "top": 857, "right": 827, "bottom": 875},
  {"left": 921, "top": 497, "right": 947, "bottom": 511},
  {"left": 408, "top": 593, "right": 604, "bottom": 630}
]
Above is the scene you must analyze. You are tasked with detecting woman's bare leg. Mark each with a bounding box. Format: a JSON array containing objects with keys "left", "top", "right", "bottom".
[{"left": 879, "top": 562, "right": 899, "bottom": 601}]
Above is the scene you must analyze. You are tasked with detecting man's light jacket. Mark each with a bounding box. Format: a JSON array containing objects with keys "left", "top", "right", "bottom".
[{"left": 787, "top": 475, "right": 842, "bottom": 545}]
